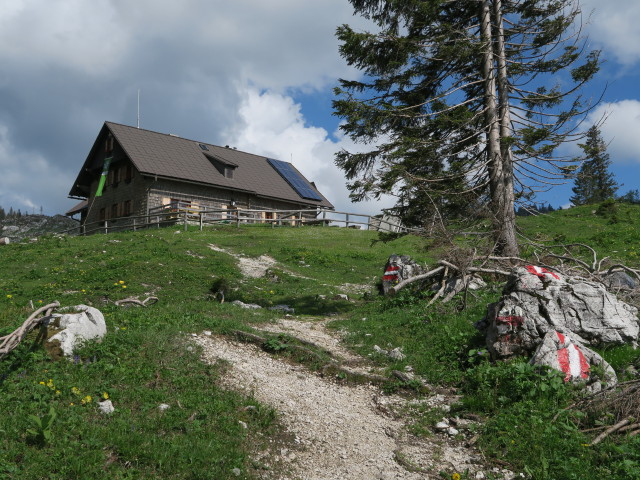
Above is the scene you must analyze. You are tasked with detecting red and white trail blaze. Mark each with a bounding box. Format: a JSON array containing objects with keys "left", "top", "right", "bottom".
[
  {"left": 526, "top": 265, "right": 560, "bottom": 280},
  {"left": 555, "top": 331, "right": 590, "bottom": 382},
  {"left": 383, "top": 265, "right": 400, "bottom": 282}
]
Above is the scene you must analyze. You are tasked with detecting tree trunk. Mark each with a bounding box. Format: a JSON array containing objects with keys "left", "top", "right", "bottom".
[
  {"left": 481, "top": 0, "right": 519, "bottom": 256},
  {"left": 493, "top": 0, "right": 519, "bottom": 256}
]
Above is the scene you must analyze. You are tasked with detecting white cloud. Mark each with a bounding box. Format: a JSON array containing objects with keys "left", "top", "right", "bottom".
[
  {"left": 582, "top": 1, "right": 640, "bottom": 65},
  {"left": 586, "top": 100, "right": 640, "bottom": 163},
  {"left": 224, "top": 88, "right": 396, "bottom": 215},
  {"left": 0, "top": 0, "right": 370, "bottom": 214}
]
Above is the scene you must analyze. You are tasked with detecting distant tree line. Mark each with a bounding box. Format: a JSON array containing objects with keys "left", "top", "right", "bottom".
[{"left": 0, "top": 206, "right": 45, "bottom": 220}]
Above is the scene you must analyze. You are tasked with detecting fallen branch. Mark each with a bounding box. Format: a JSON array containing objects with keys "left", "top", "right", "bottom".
[
  {"left": 592, "top": 418, "right": 634, "bottom": 445},
  {"left": 114, "top": 296, "right": 158, "bottom": 307},
  {"left": 388, "top": 266, "right": 445, "bottom": 296},
  {"left": 0, "top": 301, "right": 60, "bottom": 360}
]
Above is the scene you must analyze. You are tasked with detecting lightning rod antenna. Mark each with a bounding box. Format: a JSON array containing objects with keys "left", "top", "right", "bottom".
[{"left": 137, "top": 89, "right": 140, "bottom": 128}]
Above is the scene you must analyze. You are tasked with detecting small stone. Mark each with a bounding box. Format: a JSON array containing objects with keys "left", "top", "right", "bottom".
[
  {"left": 435, "top": 421, "right": 449, "bottom": 431},
  {"left": 447, "top": 426, "right": 459, "bottom": 436},
  {"left": 232, "top": 468, "right": 241, "bottom": 476},
  {"left": 475, "top": 472, "right": 486, "bottom": 479},
  {"left": 238, "top": 420, "right": 248, "bottom": 429},
  {"left": 158, "top": 403, "right": 170, "bottom": 412},
  {"left": 373, "top": 345, "right": 388, "bottom": 355},
  {"left": 98, "top": 400, "right": 114, "bottom": 414},
  {"left": 333, "top": 294, "right": 349, "bottom": 301},
  {"left": 388, "top": 347, "right": 406, "bottom": 360},
  {"left": 202, "top": 330, "right": 212, "bottom": 336}
]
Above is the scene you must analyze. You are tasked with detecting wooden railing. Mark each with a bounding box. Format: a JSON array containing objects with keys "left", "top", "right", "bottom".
[{"left": 59, "top": 206, "right": 417, "bottom": 236}]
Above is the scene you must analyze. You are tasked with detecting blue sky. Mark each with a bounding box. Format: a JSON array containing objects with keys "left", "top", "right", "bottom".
[{"left": 0, "top": 0, "right": 638, "bottom": 216}]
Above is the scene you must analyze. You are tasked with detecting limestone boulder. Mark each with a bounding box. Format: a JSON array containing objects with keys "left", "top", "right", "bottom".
[
  {"left": 484, "top": 266, "right": 639, "bottom": 359},
  {"left": 382, "top": 254, "right": 424, "bottom": 295},
  {"left": 530, "top": 330, "right": 617, "bottom": 389},
  {"left": 46, "top": 305, "right": 107, "bottom": 357}
]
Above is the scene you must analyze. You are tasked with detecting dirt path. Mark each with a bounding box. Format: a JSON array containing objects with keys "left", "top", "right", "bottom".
[{"left": 194, "top": 317, "right": 495, "bottom": 480}]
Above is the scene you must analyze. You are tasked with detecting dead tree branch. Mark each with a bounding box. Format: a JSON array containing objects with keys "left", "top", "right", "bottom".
[
  {"left": 0, "top": 301, "right": 60, "bottom": 360},
  {"left": 114, "top": 296, "right": 159, "bottom": 307}
]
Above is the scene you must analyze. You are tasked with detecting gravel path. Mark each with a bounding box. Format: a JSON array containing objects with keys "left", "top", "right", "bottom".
[{"left": 194, "top": 318, "right": 486, "bottom": 479}]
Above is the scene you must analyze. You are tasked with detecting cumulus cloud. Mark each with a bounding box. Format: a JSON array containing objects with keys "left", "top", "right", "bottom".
[
  {"left": 582, "top": 1, "right": 640, "bottom": 65},
  {"left": 585, "top": 100, "right": 640, "bottom": 163},
  {"left": 223, "top": 88, "right": 396, "bottom": 215},
  {"left": 0, "top": 0, "right": 367, "bottom": 215}
]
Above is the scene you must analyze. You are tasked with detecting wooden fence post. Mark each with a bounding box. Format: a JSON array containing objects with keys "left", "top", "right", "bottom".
[
  {"left": 346, "top": 214, "right": 350, "bottom": 228},
  {"left": 104, "top": 220, "right": 108, "bottom": 235},
  {"left": 184, "top": 212, "right": 188, "bottom": 231},
  {"left": 199, "top": 212, "right": 203, "bottom": 231}
]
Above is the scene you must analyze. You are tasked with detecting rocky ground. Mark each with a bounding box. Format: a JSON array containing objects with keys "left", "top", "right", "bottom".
[
  {"left": 191, "top": 244, "right": 521, "bottom": 479},
  {"left": 194, "top": 318, "right": 517, "bottom": 480},
  {"left": 0, "top": 214, "right": 78, "bottom": 242}
]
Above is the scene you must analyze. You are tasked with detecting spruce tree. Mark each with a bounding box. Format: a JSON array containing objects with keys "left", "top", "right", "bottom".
[
  {"left": 334, "top": 0, "right": 600, "bottom": 255},
  {"left": 570, "top": 125, "right": 618, "bottom": 205}
]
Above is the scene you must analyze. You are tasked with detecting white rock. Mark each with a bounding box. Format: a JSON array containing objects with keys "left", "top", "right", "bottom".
[
  {"left": 373, "top": 345, "right": 388, "bottom": 355},
  {"left": 447, "top": 426, "right": 459, "bottom": 436},
  {"left": 47, "top": 305, "right": 107, "bottom": 356},
  {"left": 238, "top": 420, "right": 248, "bottom": 429},
  {"left": 98, "top": 400, "right": 114, "bottom": 414},
  {"left": 202, "top": 330, "right": 212, "bottom": 336},
  {"left": 232, "top": 468, "right": 241, "bottom": 476},
  {"left": 435, "top": 421, "right": 449, "bottom": 431},
  {"left": 158, "top": 403, "right": 170, "bottom": 411},
  {"left": 388, "top": 347, "right": 406, "bottom": 361}
]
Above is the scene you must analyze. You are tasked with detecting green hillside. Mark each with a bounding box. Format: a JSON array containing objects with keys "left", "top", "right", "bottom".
[{"left": 1, "top": 206, "right": 639, "bottom": 479}]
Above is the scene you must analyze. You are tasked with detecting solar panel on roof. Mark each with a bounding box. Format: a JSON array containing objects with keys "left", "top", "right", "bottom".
[
  {"left": 267, "top": 158, "right": 322, "bottom": 201},
  {"left": 199, "top": 143, "right": 209, "bottom": 151}
]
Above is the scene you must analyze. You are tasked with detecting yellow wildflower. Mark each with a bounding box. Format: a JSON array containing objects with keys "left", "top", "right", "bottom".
[
  {"left": 39, "top": 381, "right": 45, "bottom": 385},
  {"left": 122, "top": 285, "right": 127, "bottom": 289},
  {"left": 452, "top": 473, "right": 461, "bottom": 480},
  {"left": 69, "top": 402, "right": 74, "bottom": 406},
  {"left": 6, "top": 294, "right": 12, "bottom": 299},
  {"left": 55, "top": 390, "right": 61, "bottom": 395},
  {"left": 102, "top": 392, "right": 110, "bottom": 400},
  {"left": 81, "top": 395, "right": 92, "bottom": 405},
  {"left": 119, "top": 280, "right": 125, "bottom": 285},
  {"left": 71, "top": 387, "right": 81, "bottom": 395}
]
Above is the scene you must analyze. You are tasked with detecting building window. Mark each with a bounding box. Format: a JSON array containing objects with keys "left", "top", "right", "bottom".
[
  {"left": 105, "top": 135, "right": 114, "bottom": 154},
  {"left": 111, "top": 203, "right": 119, "bottom": 219},
  {"left": 124, "top": 164, "right": 133, "bottom": 183},
  {"left": 123, "top": 200, "right": 132, "bottom": 216}
]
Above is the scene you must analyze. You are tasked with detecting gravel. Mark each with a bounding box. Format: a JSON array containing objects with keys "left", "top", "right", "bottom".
[{"left": 194, "top": 318, "right": 487, "bottom": 479}]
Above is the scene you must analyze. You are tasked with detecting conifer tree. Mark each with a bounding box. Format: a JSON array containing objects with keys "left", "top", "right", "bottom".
[
  {"left": 334, "top": 0, "right": 600, "bottom": 255},
  {"left": 570, "top": 125, "right": 618, "bottom": 205}
]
